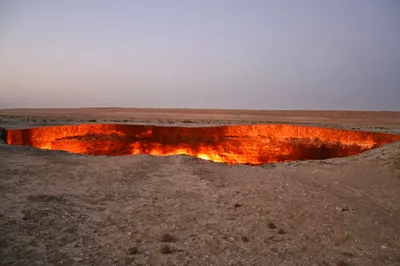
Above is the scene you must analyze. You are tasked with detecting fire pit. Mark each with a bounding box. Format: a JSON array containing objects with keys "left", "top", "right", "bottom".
[{"left": 5, "top": 124, "right": 400, "bottom": 165}]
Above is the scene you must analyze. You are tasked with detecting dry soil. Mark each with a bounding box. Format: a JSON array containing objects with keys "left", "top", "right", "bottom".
[{"left": 0, "top": 109, "right": 400, "bottom": 266}]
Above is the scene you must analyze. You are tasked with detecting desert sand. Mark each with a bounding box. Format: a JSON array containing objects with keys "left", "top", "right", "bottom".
[{"left": 1, "top": 108, "right": 400, "bottom": 266}]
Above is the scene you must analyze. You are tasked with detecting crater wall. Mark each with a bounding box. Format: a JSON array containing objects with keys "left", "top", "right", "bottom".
[{"left": 5, "top": 124, "right": 400, "bottom": 165}]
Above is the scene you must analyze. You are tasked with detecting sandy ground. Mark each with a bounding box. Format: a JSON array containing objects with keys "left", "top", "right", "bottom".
[
  {"left": 0, "top": 109, "right": 400, "bottom": 266},
  {"left": 1, "top": 108, "right": 400, "bottom": 132}
]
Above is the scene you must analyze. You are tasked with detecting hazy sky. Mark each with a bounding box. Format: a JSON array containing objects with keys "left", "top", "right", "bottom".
[{"left": 1, "top": 0, "right": 399, "bottom": 110}]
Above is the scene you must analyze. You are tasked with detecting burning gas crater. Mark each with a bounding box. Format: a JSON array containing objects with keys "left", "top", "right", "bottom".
[{"left": 5, "top": 124, "right": 400, "bottom": 165}]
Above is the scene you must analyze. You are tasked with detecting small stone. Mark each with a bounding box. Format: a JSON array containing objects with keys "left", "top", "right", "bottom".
[
  {"left": 342, "top": 252, "right": 353, "bottom": 257},
  {"left": 277, "top": 229, "right": 286, "bottom": 234},
  {"left": 160, "top": 233, "right": 174, "bottom": 242},
  {"left": 336, "top": 206, "right": 350, "bottom": 213},
  {"left": 381, "top": 245, "right": 387, "bottom": 250},
  {"left": 128, "top": 247, "right": 138, "bottom": 254},
  {"left": 267, "top": 222, "right": 277, "bottom": 229},
  {"left": 160, "top": 245, "right": 172, "bottom": 254}
]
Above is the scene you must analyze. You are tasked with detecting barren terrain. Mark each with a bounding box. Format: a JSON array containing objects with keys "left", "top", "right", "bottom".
[{"left": 1, "top": 109, "right": 400, "bottom": 266}]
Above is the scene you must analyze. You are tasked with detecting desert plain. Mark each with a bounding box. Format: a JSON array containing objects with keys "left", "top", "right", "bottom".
[{"left": 0, "top": 108, "right": 400, "bottom": 266}]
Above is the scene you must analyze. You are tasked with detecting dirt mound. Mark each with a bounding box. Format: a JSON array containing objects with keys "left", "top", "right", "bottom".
[{"left": 360, "top": 141, "right": 400, "bottom": 172}]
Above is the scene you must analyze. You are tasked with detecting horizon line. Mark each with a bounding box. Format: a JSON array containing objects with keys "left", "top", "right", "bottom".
[{"left": 0, "top": 107, "right": 399, "bottom": 112}]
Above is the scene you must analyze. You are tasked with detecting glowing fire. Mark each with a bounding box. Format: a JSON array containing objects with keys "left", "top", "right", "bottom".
[{"left": 4, "top": 124, "right": 400, "bottom": 165}]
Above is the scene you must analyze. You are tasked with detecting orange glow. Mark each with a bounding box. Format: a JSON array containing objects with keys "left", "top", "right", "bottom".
[{"left": 5, "top": 124, "right": 400, "bottom": 165}]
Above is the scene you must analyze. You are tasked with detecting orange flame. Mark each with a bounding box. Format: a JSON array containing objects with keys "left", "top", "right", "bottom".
[{"left": 5, "top": 124, "right": 400, "bottom": 165}]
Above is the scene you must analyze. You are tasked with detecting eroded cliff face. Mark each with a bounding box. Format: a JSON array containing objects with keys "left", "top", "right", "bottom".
[{"left": 5, "top": 124, "right": 400, "bottom": 165}]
